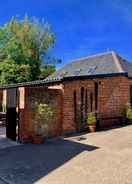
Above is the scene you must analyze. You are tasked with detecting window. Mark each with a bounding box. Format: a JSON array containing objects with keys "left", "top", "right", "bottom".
[
  {"left": 88, "top": 66, "right": 97, "bottom": 74},
  {"left": 73, "top": 90, "right": 77, "bottom": 122},
  {"left": 94, "top": 82, "right": 98, "bottom": 110},
  {"left": 80, "top": 87, "right": 84, "bottom": 123},
  {"left": 90, "top": 92, "right": 93, "bottom": 112},
  {"left": 59, "top": 71, "right": 68, "bottom": 77},
  {"left": 73, "top": 69, "right": 81, "bottom": 76},
  {"left": 85, "top": 89, "right": 88, "bottom": 121},
  {"left": 130, "top": 86, "right": 132, "bottom": 107}
]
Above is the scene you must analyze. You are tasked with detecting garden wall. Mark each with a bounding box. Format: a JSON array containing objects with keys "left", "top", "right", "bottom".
[{"left": 18, "top": 86, "right": 63, "bottom": 143}]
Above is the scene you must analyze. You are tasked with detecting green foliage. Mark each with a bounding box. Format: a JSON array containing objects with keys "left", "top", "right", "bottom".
[
  {"left": 0, "top": 16, "right": 56, "bottom": 84},
  {"left": 36, "top": 103, "right": 54, "bottom": 122},
  {"left": 39, "top": 65, "right": 56, "bottom": 79},
  {"left": 126, "top": 104, "right": 132, "bottom": 120},
  {"left": 87, "top": 112, "right": 96, "bottom": 125},
  {"left": 121, "top": 107, "right": 127, "bottom": 117},
  {"left": 121, "top": 103, "right": 132, "bottom": 120},
  {"left": 34, "top": 103, "right": 54, "bottom": 136},
  {"left": 0, "top": 59, "right": 32, "bottom": 83}
]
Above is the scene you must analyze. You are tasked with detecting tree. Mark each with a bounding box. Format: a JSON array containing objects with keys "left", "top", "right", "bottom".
[
  {"left": 0, "top": 59, "right": 31, "bottom": 84},
  {"left": 39, "top": 65, "right": 56, "bottom": 79},
  {"left": 0, "top": 16, "right": 56, "bottom": 84}
]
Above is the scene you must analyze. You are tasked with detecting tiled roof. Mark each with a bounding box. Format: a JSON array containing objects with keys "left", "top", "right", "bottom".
[
  {"left": 46, "top": 51, "right": 129, "bottom": 81},
  {"left": 0, "top": 51, "right": 132, "bottom": 89},
  {"left": 116, "top": 54, "right": 132, "bottom": 78},
  {"left": 0, "top": 78, "right": 60, "bottom": 89}
]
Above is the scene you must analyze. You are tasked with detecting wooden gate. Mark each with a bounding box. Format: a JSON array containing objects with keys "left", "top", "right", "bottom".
[{"left": 6, "top": 88, "right": 17, "bottom": 141}]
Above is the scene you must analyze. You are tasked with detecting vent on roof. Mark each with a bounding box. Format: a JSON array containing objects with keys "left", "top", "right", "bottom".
[
  {"left": 59, "top": 71, "right": 68, "bottom": 77},
  {"left": 88, "top": 66, "right": 97, "bottom": 74},
  {"left": 74, "top": 69, "right": 81, "bottom": 76}
]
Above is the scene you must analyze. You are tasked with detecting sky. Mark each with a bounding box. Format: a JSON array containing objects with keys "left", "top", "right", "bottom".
[{"left": 0, "top": 0, "right": 132, "bottom": 67}]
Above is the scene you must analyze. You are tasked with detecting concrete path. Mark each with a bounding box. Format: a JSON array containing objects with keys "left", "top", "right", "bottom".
[
  {"left": 0, "top": 125, "right": 132, "bottom": 183},
  {"left": 0, "top": 127, "right": 20, "bottom": 150},
  {"left": 0, "top": 127, "right": 6, "bottom": 138}
]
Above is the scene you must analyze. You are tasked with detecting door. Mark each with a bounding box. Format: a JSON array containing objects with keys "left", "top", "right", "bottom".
[
  {"left": 6, "top": 108, "right": 17, "bottom": 140},
  {"left": 6, "top": 88, "right": 17, "bottom": 141},
  {"left": 73, "top": 88, "right": 89, "bottom": 132}
]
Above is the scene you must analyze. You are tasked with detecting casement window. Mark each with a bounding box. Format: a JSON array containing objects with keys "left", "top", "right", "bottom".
[
  {"left": 94, "top": 82, "right": 98, "bottom": 110},
  {"left": 130, "top": 86, "right": 132, "bottom": 107}
]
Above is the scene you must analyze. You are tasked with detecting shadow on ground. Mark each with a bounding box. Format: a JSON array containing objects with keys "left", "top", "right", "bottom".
[
  {"left": 98, "top": 123, "right": 132, "bottom": 133},
  {"left": 0, "top": 138, "right": 98, "bottom": 184}
]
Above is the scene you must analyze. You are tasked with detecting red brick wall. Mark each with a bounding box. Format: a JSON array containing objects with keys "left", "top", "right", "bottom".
[
  {"left": 18, "top": 87, "right": 31, "bottom": 142},
  {"left": 0, "top": 90, "right": 3, "bottom": 111},
  {"left": 18, "top": 76, "right": 132, "bottom": 142},
  {"left": 18, "top": 86, "right": 63, "bottom": 143},
  {"left": 62, "top": 76, "right": 132, "bottom": 132}
]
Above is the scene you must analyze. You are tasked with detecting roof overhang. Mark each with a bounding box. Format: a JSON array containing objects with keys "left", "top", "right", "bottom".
[
  {"left": 0, "top": 79, "right": 61, "bottom": 90},
  {"left": 62, "top": 72, "right": 128, "bottom": 82},
  {"left": 0, "top": 72, "right": 128, "bottom": 90}
]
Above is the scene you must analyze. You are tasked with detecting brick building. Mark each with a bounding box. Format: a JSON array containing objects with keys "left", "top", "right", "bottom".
[{"left": 1, "top": 51, "right": 132, "bottom": 143}]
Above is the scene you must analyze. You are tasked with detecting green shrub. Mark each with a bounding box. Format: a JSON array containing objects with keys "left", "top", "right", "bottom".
[
  {"left": 87, "top": 112, "right": 96, "bottom": 125},
  {"left": 121, "top": 103, "right": 132, "bottom": 120},
  {"left": 121, "top": 107, "right": 126, "bottom": 117},
  {"left": 34, "top": 103, "right": 54, "bottom": 136},
  {"left": 126, "top": 106, "right": 132, "bottom": 120}
]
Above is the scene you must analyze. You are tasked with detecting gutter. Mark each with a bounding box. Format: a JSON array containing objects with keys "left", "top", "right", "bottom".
[
  {"left": 0, "top": 72, "right": 128, "bottom": 90},
  {"left": 62, "top": 72, "right": 128, "bottom": 81}
]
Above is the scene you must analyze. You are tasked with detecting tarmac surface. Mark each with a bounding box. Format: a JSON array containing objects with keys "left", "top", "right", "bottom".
[{"left": 0, "top": 125, "right": 132, "bottom": 184}]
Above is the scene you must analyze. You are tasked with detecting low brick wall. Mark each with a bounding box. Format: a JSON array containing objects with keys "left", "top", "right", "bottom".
[{"left": 18, "top": 86, "right": 63, "bottom": 143}]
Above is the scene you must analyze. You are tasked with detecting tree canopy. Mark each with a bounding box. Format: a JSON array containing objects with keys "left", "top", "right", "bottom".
[{"left": 0, "top": 16, "right": 57, "bottom": 84}]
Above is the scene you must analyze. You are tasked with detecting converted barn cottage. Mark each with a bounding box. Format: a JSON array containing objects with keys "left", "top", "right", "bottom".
[{"left": 0, "top": 51, "right": 132, "bottom": 143}]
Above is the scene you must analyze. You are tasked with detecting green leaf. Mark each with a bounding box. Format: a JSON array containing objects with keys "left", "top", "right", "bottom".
[{"left": 0, "top": 16, "right": 58, "bottom": 84}]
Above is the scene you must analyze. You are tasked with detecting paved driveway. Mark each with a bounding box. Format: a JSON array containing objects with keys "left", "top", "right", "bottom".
[
  {"left": 0, "top": 125, "right": 132, "bottom": 184},
  {"left": 0, "top": 127, "right": 20, "bottom": 149}
]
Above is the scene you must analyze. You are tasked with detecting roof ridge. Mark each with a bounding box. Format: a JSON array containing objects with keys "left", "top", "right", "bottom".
[
  {"left": 111, "top": 51, "right": 125, "bottom": 73},
  {"left": 70, "top": 51, "right": 114, "bottom": 63}
]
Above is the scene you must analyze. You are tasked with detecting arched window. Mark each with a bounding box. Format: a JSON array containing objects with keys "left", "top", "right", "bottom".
[
  {"left": 73, "top": 90, "right": 77, "bottom": 123},
  {"left": 90, "top": 92, "right": 93, "bottom": 112},
  {"left": 80, "top": 87, "right": 84, "bottom": 123},
  {"left": 130, "top": 86, "right": 132, "bottom": 108},
  {"left": 85, "top": 89, "right": 88, "bottom": 121},
  {"left": 94, "top": 82, "right": 98, "bottom": 110}
]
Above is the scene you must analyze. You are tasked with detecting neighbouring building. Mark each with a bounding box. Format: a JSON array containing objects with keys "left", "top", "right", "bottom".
[{"left": 0, "top": 51, "right": 132, "bottom": 143}]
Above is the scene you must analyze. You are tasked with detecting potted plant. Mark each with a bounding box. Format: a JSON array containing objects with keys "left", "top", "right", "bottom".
[
  {"left": 87, "top": 112, "right": 97, "bottom": 132},
  {"left": 126, "top": 104, "right": 132, "bottom": 124},
  {"left": 33, "top": 103, "right": 54, "bottom": 144}
]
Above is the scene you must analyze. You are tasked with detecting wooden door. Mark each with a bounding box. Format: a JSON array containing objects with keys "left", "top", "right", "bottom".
[{"left": 6, "top": 88, "right": 17, "bottom": 141}]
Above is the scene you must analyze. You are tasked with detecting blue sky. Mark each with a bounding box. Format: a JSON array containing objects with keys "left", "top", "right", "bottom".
[{"left": 0, "top": 0, "right": 132, "bottom": 67}]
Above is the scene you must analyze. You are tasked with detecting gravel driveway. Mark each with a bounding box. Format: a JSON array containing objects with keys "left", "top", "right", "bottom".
[{"left": 0, "top": 125, "right": 132, "bottom": 184}]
